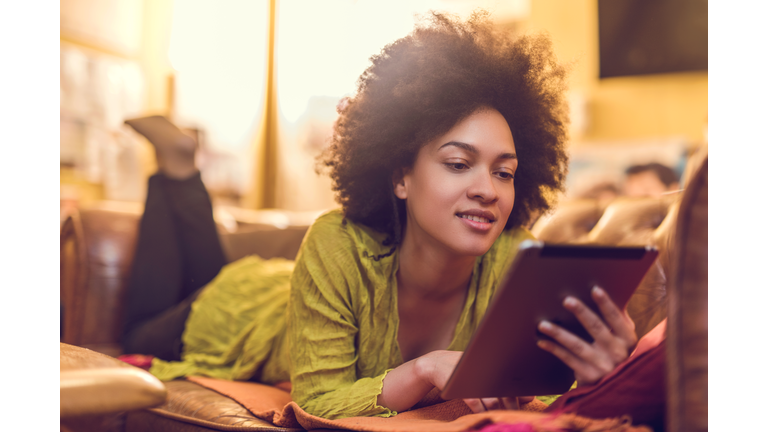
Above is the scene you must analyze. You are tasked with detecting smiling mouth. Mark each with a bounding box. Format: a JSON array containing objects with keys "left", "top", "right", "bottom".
[{"left": 457, "top": 214, "right": 493, "bottom": 224}]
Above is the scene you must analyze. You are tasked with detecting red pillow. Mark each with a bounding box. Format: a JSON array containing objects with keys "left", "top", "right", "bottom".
[{"left": 118, "top": 354, "right": 155, "bottom": 370}]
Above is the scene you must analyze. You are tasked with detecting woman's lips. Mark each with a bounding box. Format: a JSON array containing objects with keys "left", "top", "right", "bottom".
[
  {"left": 456, "top": 213, "right": 494, "bottom": 231},
  {"left": 458, "top": 214, "right": 491, "bottom": 223}
]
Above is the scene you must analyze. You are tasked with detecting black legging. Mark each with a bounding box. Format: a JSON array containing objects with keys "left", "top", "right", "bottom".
[{"left": 121, "top": 172, "right": 227, "bottom": 360}]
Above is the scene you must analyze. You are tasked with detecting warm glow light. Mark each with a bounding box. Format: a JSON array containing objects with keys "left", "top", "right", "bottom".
[
  {"left": 276, "top": 0, "right": 529, "bottom": 123},
  {"left": 168, "top": 0, "right": 269, "bottom": 153}
]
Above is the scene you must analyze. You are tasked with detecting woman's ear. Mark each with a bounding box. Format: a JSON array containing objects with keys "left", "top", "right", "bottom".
[{"left": 392, "top": 168, "right": 408, "bottom": 200}]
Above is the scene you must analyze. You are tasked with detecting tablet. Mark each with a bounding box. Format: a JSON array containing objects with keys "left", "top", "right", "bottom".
[{"left": 440, "top": 240, "right": 658, "bottom": 399}]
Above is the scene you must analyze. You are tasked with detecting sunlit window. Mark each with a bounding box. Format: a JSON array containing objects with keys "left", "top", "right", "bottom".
[
  {"left": 166, "top": 0, "right": 528, "bottom": 209},
  {"left": 169, "top": 0, "right": 270, "bottom": 196}
]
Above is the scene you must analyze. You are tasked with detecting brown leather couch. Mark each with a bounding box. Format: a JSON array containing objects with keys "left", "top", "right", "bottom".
[
  {"left": 60, "top": 158, "right": 707, "bottom": 431},
  {"left": 60, "top": 202, "right": 317, "bottom": 358}
]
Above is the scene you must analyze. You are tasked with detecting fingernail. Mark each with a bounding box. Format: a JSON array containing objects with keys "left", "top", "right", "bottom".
[
  {"left": 564, "top": 297, "right": 577, "bottom": 307},
  {"left": 539, "top": 320, "right": 553, "bottom": 331},
  {"left": 592, "top": 286, "right": 605, "bottom": 297}
]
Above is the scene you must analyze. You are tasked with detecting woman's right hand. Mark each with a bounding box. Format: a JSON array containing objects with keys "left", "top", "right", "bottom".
[{"left": 415, "top": 350, "right": 534, "bottom": 413}]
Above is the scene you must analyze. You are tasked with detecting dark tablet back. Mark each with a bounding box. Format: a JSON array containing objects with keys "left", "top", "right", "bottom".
[{"left": 441, "top": 240, "right": 658, "bottom": 399}]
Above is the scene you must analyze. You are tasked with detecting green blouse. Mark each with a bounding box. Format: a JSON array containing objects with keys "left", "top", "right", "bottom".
[{"left": 150, "top": 209, "right": 534, "bottom": 419}]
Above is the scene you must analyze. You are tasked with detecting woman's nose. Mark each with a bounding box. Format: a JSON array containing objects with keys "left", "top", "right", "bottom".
[{"left": 467, "top": 171, "right": 498, "bottom": 203}]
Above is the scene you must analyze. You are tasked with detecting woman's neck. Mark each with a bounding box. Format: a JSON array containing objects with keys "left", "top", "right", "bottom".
[{"left": 396, "top": 229, "right": 477, "bottom": 300}]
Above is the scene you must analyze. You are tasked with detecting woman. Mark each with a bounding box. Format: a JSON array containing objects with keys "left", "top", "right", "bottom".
[{"left": 123, "top": 12, "right": 637, "bottom": 419}]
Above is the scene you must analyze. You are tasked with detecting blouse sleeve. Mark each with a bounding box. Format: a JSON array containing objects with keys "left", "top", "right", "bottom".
[{"left": 288, "top": 213, "right": 397, "bottom": 419}]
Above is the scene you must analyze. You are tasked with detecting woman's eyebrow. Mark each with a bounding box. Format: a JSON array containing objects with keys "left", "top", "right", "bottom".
[
  {"left": 439, "top": 141, "right": 477, "bottom": 154},
  {"left": 438, "top": 141, "right": 517, "bottom": 160}
]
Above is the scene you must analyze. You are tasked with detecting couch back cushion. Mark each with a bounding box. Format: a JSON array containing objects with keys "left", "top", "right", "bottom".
[{"left": 220, "top": 224, "right": 309, "bottom": 263}]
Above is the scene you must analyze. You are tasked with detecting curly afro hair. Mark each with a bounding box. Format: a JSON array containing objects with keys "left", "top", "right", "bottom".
[{"left": 319, "top": 11, "right": 570, "bottom": 244}]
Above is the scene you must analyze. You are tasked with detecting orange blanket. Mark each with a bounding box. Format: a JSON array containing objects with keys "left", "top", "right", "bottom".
[{"left": 187, "top": 376, "right": 651, "bottom": 432}]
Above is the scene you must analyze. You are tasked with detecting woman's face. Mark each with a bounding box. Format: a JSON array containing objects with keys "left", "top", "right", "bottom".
[{"left": 394, "top": 107, "right": 517, "bottom": 257}]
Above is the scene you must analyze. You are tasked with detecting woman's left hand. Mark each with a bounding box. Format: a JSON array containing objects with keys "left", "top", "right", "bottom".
[{"left": 536, "top": 286, "right": 638, "bottom": 387}]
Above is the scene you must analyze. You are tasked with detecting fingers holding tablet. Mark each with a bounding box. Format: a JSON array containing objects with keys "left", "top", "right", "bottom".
[
  {"left": 481, "top": 397, "right": 501, "bottom": 410},
  {"left": 591, "top": 286, "right": 638, "bottom": 349},
  {"left": 587, "top": 286, "right": 638, "bottom": 370},
  {"left": 536, "top": 319, "right": 606, "bottom": 385},
  {"left": 536, "top": 286, "right": 638, "bottom": 387},
  {"left": 462, "top": 396, "right": 532, "bottom": 413},
  {"left": 463, "top": 397, "right": 497, "bottom": 413}
]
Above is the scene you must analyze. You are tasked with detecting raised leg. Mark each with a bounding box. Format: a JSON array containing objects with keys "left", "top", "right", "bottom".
[{"left": 122, "top": 172, "right": 227, "bottom": 360}]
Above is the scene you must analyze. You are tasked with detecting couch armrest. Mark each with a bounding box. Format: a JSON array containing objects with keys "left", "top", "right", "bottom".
[
  {"left": 60, "top": 343, "right": 167, "bottom": 418},
  {"left": 666, "top": 158, "right": 708, "bottom": 432},
  {"left": 60, "top": 206, "right": 141, "bottom": 356}
]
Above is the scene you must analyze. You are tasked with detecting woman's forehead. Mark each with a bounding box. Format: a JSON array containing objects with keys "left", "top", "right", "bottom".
[{"left": 428, "top": 108, "right": 515, "bottom": 153}]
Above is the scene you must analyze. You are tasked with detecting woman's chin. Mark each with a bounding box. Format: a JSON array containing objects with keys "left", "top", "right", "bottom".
[{"left": 447, "top": 239, "right": 497, "bottom": 258}]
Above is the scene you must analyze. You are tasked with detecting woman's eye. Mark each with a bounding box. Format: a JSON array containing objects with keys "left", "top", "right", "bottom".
[
  {"left": 496, "top": 171, "right": 515, "bottom": 180},
  {"left": 445, "top": 162, "right": 469, "bottom": 171}
]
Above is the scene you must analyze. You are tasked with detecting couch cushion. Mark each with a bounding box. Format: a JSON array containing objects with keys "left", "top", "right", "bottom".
[{"left": 220, "top": 225, "right": 309, "bottom": 263}]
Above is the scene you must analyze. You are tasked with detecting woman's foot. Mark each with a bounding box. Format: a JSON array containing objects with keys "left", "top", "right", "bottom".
[{"left": 125, "top": 115, "right": 198, "bottom": 180}]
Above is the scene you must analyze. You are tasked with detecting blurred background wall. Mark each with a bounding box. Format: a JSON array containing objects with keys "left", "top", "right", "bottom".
[{"left": 60, "top": 0, "right": 708, "bottom": 217}]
